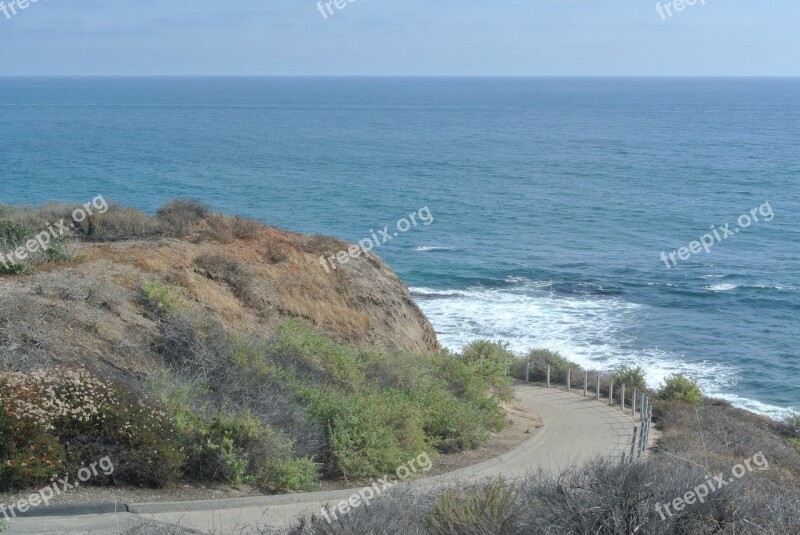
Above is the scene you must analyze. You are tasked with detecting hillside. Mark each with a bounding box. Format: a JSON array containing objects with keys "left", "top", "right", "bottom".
[
  {"left": 1, "top": 200, "right": 516, "bottom": 499},
  {"left": 0, "top": 200, "right": 437, "bottom": 378}
]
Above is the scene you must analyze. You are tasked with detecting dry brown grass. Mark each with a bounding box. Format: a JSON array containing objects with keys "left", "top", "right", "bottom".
[{"left": 200, "top": 214, "right": 236, "bottom": 243}]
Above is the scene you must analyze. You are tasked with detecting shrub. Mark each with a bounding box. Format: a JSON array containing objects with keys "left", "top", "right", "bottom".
[
  {"left": 278, "top": 488, "right": 430, "bottom": 535},
  {"left": 0, "top": 221, "right": 37, "bottom": 276},
  {"left": 613, "top": 365, "right": 647, "bottom": 391},
  {"left": 271, "top": 322, "right": 504, "bottom": 475},
  {"left": 157, "top": 199, "right": 210, "bottom": 236},
  {"left": 231, "top": 216, "right": 262, "bottom": 239},
  {"left": 149, "top": 372, "right": 317, "bottom": 491},
  {"left": 0, "top": 372, "right": 66, "bottom": 489},
  {"left": 657, "top": 373, "right": 702, "bottom": 404},
  {"left": 424, "top": 479, "right": 521, "bottom": 535},
  {"left": 155, "top": 316, "right": 506, "bottom": 484},
  {"left": 0, "top": 220, "right": 74, "bottom": 273},
  {"left": 0, "top": 261, "right": 35, "bottom": 276},
  {"left": 460, "top": 341, "right": 515, "bottom": 400},
  {"left": 0, "top": 220, "right": 35, "bottom": 251},
  {"left": 0, "top": 368, "right": 184, "bottom": 490},
  {"left": 202, "top": 215, "right": 236, "bottom": 243},
  {"left": 263, "top": 457, "right": 318, "bottom": 492},
  {"left": 78, "top": 205, "right": 165, "bottom": 242},
  {"left": 263, "top": 234, "right": 291, "bottom": 263},
  {"left": 42, "top": 233, "right": 74, "bottom": 262},
  {"left": 510, "top": 348, "right": 581, "bottom": 384},
  {"left": 142, "top": 280, "right": 186, "bottom": 315}
]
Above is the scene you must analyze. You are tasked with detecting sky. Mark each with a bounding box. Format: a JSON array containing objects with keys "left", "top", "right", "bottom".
[{"left": 0, "top": 0, "right": 798, "bottom": 76}]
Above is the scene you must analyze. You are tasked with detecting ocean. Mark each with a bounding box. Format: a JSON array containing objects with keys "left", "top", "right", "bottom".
[{"left": 1, "top": 77, "right": 798, "bottom": 419}]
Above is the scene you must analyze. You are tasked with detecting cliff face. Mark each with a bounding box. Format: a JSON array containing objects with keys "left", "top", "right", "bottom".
[{"left": 0, "top": 220, "right": 438, "bottom": 377}]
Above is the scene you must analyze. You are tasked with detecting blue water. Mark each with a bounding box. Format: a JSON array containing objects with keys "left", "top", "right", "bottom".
[{"left": 1, "top": 77, "right": 798, "bottom": 418}]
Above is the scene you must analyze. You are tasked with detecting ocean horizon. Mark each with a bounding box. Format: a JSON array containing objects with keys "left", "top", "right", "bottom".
[{"left": 1, "top": 76, "right": 798, "bottom": 419}]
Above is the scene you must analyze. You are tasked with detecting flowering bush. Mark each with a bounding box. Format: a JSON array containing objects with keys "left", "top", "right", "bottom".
[
  {"left": 0, "top": 371, "right": 67, "bottom": 489},
  {"left": 0, "top": 368, "right": 184, "bottom": 491}
]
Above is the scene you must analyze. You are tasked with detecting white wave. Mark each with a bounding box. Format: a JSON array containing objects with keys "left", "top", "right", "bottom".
[
  {"left": 413, "top": 281, "right": 792, "bottom": 419},
  {"left": 707, "top": 392, "right": 798, "bottom": 421},
  {"left": 705, "top": 283, "right": 738, "bottom": 292}
]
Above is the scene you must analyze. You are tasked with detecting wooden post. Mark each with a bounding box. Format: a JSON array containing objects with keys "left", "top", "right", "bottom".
[
  {"left": 596, "top": 373, "right": 601, "bottom": 400},
  {"left": 638, "top": 421, "right": 646, "bottom": 456},
  {"left": 630, "top": 426, "right": 638, "bottom": 462},
  {"left": 567, "top": 368, "right": 571, "bottom": 391},
  {"left": 584, "top": 371, "right": 588, "bottom": 397},
  {"left": 609, "top": 379, "right": 614, "bottom": 405},
  {"left": 621, "top": 383, "right": 626, "bottom": 411},
  {"left": 525, "top": 362, "right": 530, "bottom": 383},
  {"left": 546, "top": 365, "right": 551, "bottom": 388},
  {"left": 632, "top": 388, "right": 637, "bottom": 417}
]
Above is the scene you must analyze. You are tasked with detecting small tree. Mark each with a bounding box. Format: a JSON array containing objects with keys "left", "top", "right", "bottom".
[
  {"left": 657, "top": 374, "right": 702, "bottom": 404},
  {"left": 614, "top": 365, "right": 647, "bottom": 391}
]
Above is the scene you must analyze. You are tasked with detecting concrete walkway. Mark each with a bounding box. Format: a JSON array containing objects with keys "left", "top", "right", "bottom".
[{"left": 6, "top": 385, "right": 641, "bottom": 535}]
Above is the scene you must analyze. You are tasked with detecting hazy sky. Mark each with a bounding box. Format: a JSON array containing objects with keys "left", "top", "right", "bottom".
[{"left": 1, "top": 0, "right": 798, "bottom": 76}]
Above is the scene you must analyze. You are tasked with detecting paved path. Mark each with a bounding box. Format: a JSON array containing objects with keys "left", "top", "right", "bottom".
[{"left": 6, "top": 385, "right": 641, "bottom": 535}]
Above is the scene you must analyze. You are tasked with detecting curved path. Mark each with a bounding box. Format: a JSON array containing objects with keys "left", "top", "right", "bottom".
[{"left": 6, "top": 385, "right": 641, "bottom": 535}]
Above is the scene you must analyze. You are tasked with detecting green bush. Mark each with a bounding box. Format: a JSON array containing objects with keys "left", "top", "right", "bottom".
[
  {"left": 142, "top": 280, "right": 186, "bottom": 315},
  {"left": 268, "top": 321, "right": 507, "bottom": 478},
  {"left": 657, "top": 374, "right": 703, "bottom": 405},
  {"left": 0, "top": 221, "right": 37, "bottom": 276},
  {"left": 460, "top": 340, "right": 515, "bottom": 400},
  {"left": 264, "top": 457, "right": 318, "bottom": 492},
  {"left": 148, "top": 371, "right": 317, "bottom": 491},
  {"left": 613, "top": 365, "right": 647, "bottom": 391},
  {"left": 0, "top": 261, "right": 35, "bottom": 276},
  {"left": 510, "top": 348, "right": 581, "bottom": 383},
  {"left": 42, "top": 233, "right": 73, "bottom": 262},
  {"left": 0, "top": 220, "right": 35, "bottom": 250}
]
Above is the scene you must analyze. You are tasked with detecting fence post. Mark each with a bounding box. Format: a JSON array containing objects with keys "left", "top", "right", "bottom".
[
  {"left": 630, "top": 426, "right": 638, "bottom": 463},
  {"left": 621, "top": 383, "right": 626, "bottom": 411},
  {"left": 525, "top": 362, "right": 530, "bottom": 383},
  {"left": 609, "top": 379, "right": 614, "bottom": 405},
  {"left": 638, "top": 420, "right": 646, "bottom": 456},
  {"left": 584, "top": 371, "right": 588, "bottom": 397},
  {"left": 567, "top": 368, "right": 571, "bottom": 391},
  {"left": 632, "top": 388, "right": 637, "bottom": 417},
  {"left": 546, "top": 365, "right": 551, "bottom": 388},
  {"left": 640, "top": 402, "right": 650, "bottom": 454},
  {"left": 596, "top": 373, "right": 601, "bottom": 400}
]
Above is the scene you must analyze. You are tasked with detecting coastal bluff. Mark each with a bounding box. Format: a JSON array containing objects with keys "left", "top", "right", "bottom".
[{"left": 0, "top": 209, "right": 438, "bottom": 377}]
